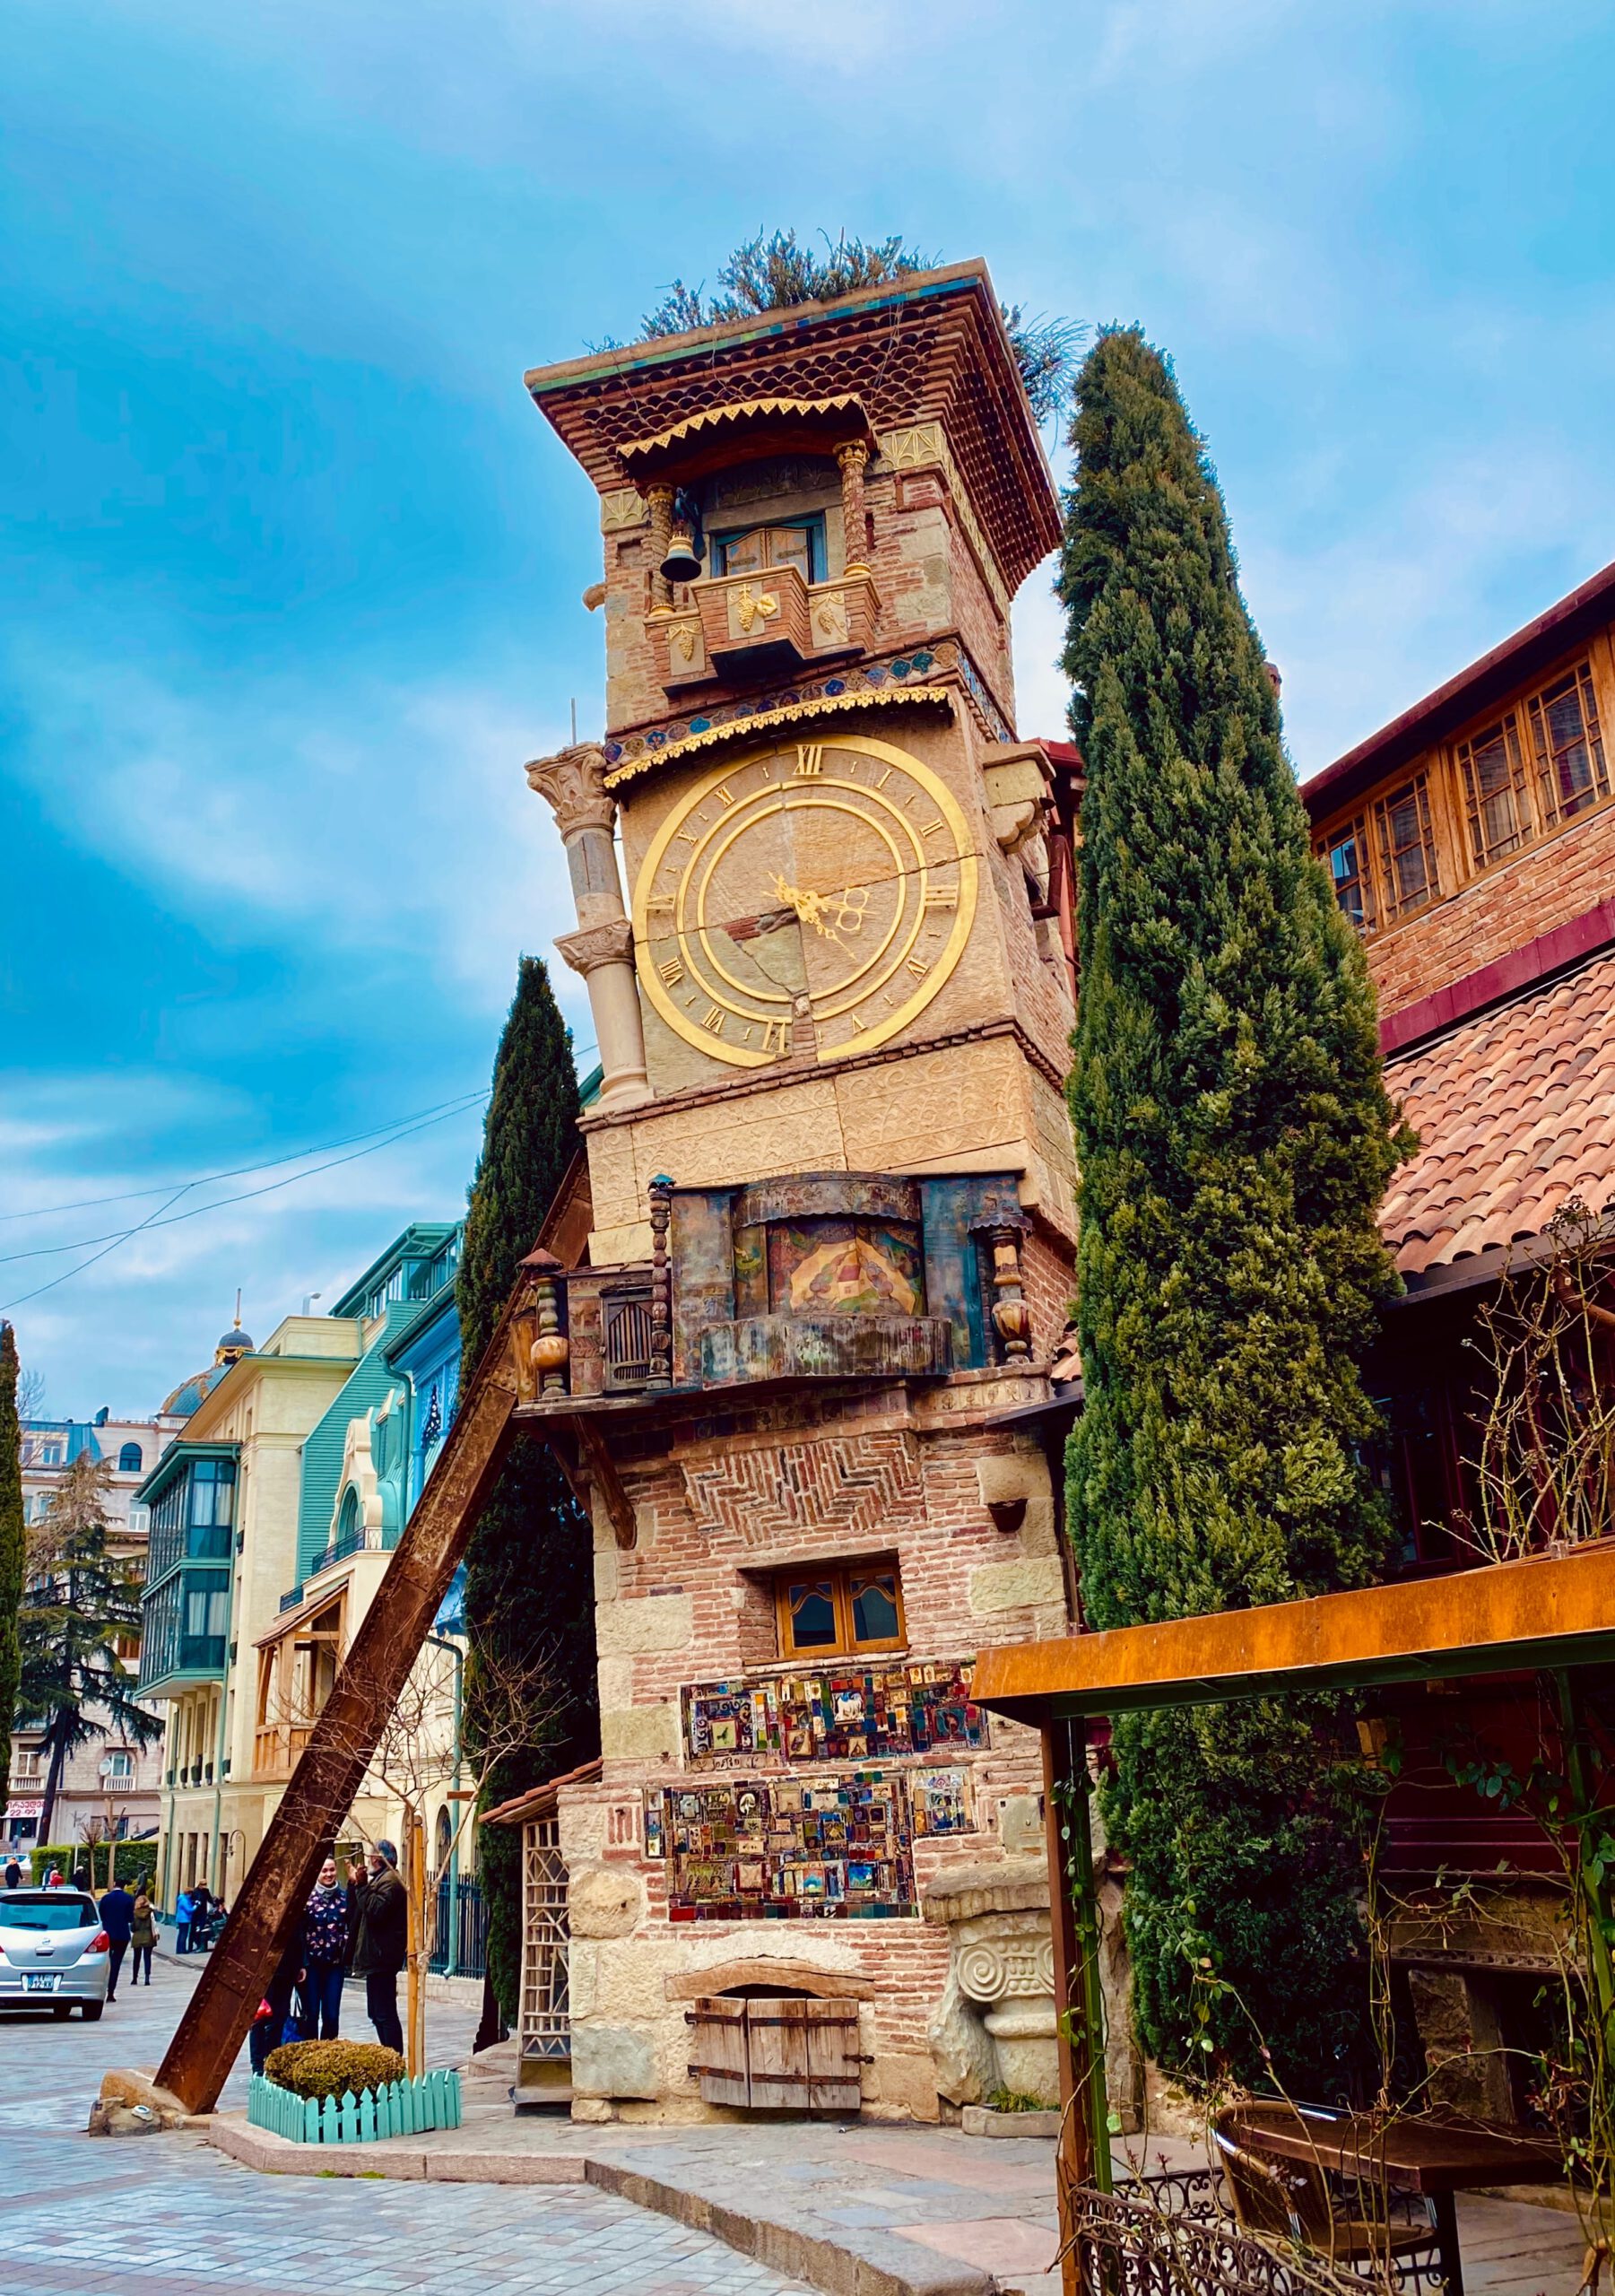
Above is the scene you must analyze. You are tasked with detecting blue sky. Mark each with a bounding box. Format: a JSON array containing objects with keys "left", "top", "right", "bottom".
[{"left": 4, "top": 0, "right": 1613, "bottom": 1414}]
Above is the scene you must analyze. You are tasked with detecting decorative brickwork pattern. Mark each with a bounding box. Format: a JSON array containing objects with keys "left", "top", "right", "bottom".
[{"left": 681, "top": 1429, "right": 925, "bottom": 1550}]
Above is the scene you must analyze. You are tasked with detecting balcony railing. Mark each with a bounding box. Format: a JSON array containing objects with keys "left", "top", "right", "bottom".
[{"left": 309, "top": 1524, "right": 369, "bottom": 1578}]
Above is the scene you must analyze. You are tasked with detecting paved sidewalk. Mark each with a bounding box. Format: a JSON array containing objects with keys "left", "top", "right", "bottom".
[
  {"left": 208, "top": 2093, "right": 1590, "bottom": 2296},
  {"left": 0, "top": 1959, "right": 812, "bottom": 2296}
]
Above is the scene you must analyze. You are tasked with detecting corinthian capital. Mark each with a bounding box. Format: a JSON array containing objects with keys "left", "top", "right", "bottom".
[
  {"left": 525, "top": 741, "right": 615, "bottom": 837},
  {"left": 555, "top": 918, "right": 635, "bottom": 977}
]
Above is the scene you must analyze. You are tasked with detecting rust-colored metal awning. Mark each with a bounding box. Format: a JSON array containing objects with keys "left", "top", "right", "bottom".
[{"left": 971, "top": 1540, "right": 1615, "bottom": 1726}]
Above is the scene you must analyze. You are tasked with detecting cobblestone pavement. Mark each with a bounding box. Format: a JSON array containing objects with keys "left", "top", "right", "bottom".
[{"left": 0, "top": 1958, "right": 812, "bottom": 2296}]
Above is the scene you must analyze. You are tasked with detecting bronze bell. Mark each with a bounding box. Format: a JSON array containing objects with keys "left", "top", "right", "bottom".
[{"left": 660, "top": 517, "right": 702, "bottom": 586}]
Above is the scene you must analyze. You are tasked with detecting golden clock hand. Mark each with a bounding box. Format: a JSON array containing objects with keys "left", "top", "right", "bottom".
[{"left": 768, "top": 873, "right": 850, "bottom": 952}]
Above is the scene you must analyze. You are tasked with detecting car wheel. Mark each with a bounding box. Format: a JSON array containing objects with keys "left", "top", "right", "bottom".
[
  {"left": 51, "top": 2004, "right": 71, "bottom": 2020},
  {"left": 80, "top": 2002, "right": 104, "bottom": 2022}
]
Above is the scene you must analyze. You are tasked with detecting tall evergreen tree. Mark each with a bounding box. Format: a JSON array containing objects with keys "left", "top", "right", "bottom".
[
  {"left": 0, "top": 1325, "right": 25, "bottom": 1822},
  {"left": 1058, "top": 329, "right": 1408, "bottom": 2091},
  {"left": 19, "top": 1452, "right": 161, "bottom": 1841},
  {"left": 458, "top": 956, "right": 597, "bottom": 2024}
]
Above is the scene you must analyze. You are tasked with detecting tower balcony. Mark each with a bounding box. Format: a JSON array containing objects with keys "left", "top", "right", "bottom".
[
  {"left": 656, "top": 567, "right": 881, "bottom": 691},
  {"left": 508, "top": 1169, "right": 1036, "bottom": 1415}
]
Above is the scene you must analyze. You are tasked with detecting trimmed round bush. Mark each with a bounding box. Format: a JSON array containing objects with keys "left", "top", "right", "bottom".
[{"left": 264, "top": 2039, "right": 406, "bottom": 2100}]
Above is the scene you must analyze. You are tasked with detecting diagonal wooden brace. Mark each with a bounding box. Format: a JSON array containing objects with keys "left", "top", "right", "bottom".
[{"left": 153, "top": 1285, "right": 536, "bottom": 2113}]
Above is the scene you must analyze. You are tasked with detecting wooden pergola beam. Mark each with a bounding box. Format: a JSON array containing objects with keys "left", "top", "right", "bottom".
[
  {"left": 975, "top": 1539, "right": 1615, "bottom": 2296},
  {"left": 971, "top": 1539, "right": 1615, "bottom": 1726}
]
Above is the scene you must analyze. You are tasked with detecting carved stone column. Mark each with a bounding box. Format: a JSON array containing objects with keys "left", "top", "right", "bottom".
[
  {"left": 922, "top": 1862, "right": 1057, "bottom": 2107},
  {"left": 836, "top": 440, "right": 871, "bottom": 576},
  {"left": 525, "top": 742, "right": 649, "bottom": 1109},
  {"left": 646, "top": 483, "right": 674, "bottom": 614}
]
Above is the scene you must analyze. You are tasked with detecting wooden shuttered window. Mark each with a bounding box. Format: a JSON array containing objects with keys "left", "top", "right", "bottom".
[{"left": 603, "top": 1289, "right": 653, "bottom": 1390}]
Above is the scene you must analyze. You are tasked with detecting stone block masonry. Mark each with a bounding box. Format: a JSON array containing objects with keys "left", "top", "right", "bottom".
[{"left": 556, "top": 1370, "right": 1068, "bottom": 2125}]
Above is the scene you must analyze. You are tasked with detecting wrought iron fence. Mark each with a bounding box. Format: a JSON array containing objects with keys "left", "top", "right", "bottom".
[
  {"left": 429, "top": 1874, "right": 487, "bottom": 1979},
  {"left": 1071, "top": 2183, "right": 1361, "bottom": 2296},
  {"left": 1068, "top": 2170, "right": 1444, "bottom": 2296}
]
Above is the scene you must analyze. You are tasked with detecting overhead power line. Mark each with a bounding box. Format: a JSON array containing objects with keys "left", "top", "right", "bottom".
[
  {"left": 0, "top": 1093, "right": 490, "bottom": 1314},
  {"left": 0, "top": 1086, "right": 496, "bottom": 1225}
]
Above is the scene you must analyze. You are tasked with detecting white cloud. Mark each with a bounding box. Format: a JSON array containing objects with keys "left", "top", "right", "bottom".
[{"left": 8, "top": 639, "right": 591, "bottom": 1024}]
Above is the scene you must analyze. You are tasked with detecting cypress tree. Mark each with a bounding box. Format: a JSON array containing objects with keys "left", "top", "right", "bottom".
[
  {"left": 458, "top": 956, "right": 597, "bottom": 2025},
  {"left": 0, "top": 1326, "right": 24, "bottom": 1821},
  {"left": 1058, "top": 329, "right": 1408, "bottom": 2091}
]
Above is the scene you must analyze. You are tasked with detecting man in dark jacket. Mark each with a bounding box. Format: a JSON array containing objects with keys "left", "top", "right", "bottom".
[
  {"left": 348, "top": 1841, "right": 407, "bottom": 2054},
  {"left": 100, "top": 1878, "right": 136, "bottom": 2000}
]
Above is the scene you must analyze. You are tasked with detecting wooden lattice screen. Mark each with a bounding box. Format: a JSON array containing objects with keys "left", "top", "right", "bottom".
[{"left": 519, "top": 1816, "right": 570, "bottom": 2063}]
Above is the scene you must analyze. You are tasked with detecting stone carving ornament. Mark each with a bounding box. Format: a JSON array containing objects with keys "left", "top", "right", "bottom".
[
  {"left": 525, "top": 740, "right": 616, "bottom": 839},
  {"left": 955, "top": 1935, "right": 1055, "bottom": 2005}
]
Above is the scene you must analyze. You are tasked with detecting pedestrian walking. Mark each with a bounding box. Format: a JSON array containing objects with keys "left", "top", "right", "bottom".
[
  {"left": 45, "top": 1866, "right": 64, "bottom": 1889},
  {"left": 71, "top": 1863, "right": 92, "bottom": 1893},
  {"left": 297, "top": 1855, "right": 351, "bottom": 2040},
  {"left": 174, "top": 1886, "right": 195, "bottom": 1953},
  {"left": 129, "top": 1886, "right": 157, "bottom": 1985},
  {"left": 3, "top": 1859, "right": 22, "bottom": 1890},
  {"left": 99, "top": 1876, "right": 135, "bottom": 2000},
  {"left": 348, "top": 1842, "right": 407, "bottom": 2056}
]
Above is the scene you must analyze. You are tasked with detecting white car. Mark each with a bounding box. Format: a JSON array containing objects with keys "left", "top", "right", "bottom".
[{"left": 0, "top": 1890, "right": 110, "bottom": 2018}]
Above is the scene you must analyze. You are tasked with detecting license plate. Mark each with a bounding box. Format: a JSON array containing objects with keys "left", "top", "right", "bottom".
[{"left": 24, "top": 1972, "right": 60, "bottom": 1994}]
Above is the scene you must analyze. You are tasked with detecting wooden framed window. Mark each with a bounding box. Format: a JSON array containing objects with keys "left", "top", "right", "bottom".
[
  {"left": 1373, "top": 774, "right": 1440, "bottom": 920},
  {"left": 1528, "top": 662, "right": 1608, "bottom": 826},
  {"left": 1322, "top": 815, "right": 1374, "bottom": 933},
  {"left": 713, "top": 518, "right": 823, "bottom": 584},
  {"left": 775, "top": 1562, "right": 905, "bottom": 1658},
  {"left": 1456, "top": 712, "right": 1532, "bottom": 865}
]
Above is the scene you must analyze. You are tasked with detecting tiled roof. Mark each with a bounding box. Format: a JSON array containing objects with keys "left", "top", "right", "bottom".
[{"left": 1380, "top": 948, "right": 1615, "bottom": 1275}]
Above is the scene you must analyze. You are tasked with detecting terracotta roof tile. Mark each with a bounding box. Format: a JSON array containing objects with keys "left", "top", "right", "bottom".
[{"left": 1380, "top": 950, "right": 1615, "bottom": 1275}]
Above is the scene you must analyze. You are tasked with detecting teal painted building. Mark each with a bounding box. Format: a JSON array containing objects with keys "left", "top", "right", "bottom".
[
  {"left": 289, "top": 1223, "right": 464, "bottom": 1601},
  {"left": 137, "top": 1225, "right": 465, "bottom": 1911}
]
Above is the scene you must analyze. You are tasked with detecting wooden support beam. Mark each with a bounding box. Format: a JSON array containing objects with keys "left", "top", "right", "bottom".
[
  {"left": 573, "top": 1414, "right": 637, "bottom": 1549},
  {"left": 1044, "top": 1716, "right": 1107, "bottom": 2296},
  {"left": 153, "top": 1287, "right": 533, "bottom": 2113}
]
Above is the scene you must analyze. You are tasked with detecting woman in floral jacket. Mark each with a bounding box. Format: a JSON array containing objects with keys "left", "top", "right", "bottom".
[{"left": 296, "top": 1855, "right": 352, "bottom": 2039}]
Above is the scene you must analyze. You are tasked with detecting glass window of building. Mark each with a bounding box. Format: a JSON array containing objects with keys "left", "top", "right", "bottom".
[{"left": 1528, "top": 663, "right": 1609, "bottom": 824}]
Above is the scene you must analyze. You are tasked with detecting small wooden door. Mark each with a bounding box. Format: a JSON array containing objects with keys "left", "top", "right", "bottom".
[
  {"left": 688, "top": 1996, "right": 751, "bottom": 2107},
  {"left": 693, "top": 1996, "right": 862, "bottom": 2114},
  {"left": 803, "top": 1996, "right": 863, "bottom": 2112}
]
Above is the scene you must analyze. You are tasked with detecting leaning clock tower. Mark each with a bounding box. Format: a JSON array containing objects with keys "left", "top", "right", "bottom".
[{"left": 511, "top": 262, "right": 1097, "bottom": 2128}]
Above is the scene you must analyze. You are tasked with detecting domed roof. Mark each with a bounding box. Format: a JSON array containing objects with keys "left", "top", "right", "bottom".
[
  {"left": 159, "top": 1301, "right": 255, "bottom": 1421},
  {"left": 160, "top": 1363, "right": 227, "bottom": 1421}
]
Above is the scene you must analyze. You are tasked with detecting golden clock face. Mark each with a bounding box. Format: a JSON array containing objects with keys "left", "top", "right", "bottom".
[{"left": 631, "top": 734, "right": 978, "bottom": 1068}]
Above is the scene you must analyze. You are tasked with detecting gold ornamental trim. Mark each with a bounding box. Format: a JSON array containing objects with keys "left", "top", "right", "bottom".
[
  {"left": 618, "top": 395, "right": 870, "bottom": 462},
  {"left": 602, "top": 684, "right": 952, "bottom": 788}
]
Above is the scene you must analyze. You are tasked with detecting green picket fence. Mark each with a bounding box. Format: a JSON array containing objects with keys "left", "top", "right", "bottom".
[{"left": 247, "top": 2066, "right": 463, "bottom": 2145}]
